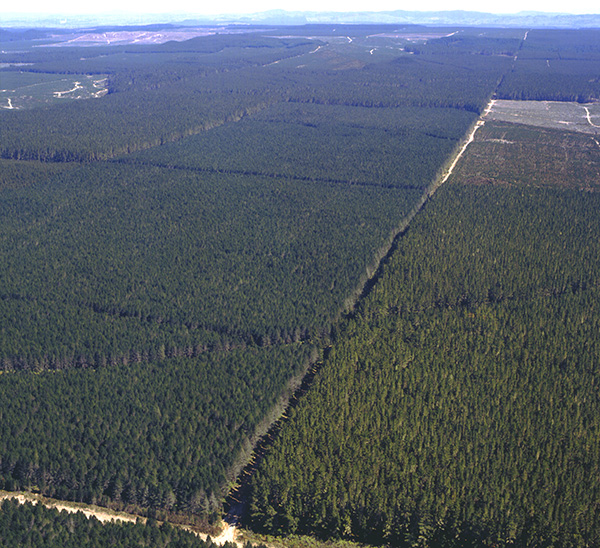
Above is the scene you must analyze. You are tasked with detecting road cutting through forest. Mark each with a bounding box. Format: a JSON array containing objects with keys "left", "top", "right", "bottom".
[
  {"left": 221, "top": 98, "right": 496, "bottom": 527},
  {"left": 265, "top": 43, "right": 322, "bottom": 66},
  {"left": 0, "top": 100, "right": 494, "bottom": 547},
  {"left": 430, "top": 98, "right": 494, "bottom": 195}
]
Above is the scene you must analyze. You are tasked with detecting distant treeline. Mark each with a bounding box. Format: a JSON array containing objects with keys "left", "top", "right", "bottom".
[{"left": 497, "top": 29, "right": 600, "bottom": 102}]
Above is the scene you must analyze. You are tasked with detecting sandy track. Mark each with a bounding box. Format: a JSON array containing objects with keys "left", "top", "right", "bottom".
[
  {"left": 431, "top": 98, "right": 494, "bottom": 193},
  {"left": 265, "top": 44, "right": 322, "bottom": 66},
  {"left": 0, "top": 491, "right": 243, "bottom": 546},
  {"left": 54, "top": 81, "right": 83, "bottom": 98},
  {"left": 0, "top": 491, "right": 139, "bottom": 525},
  {"left": 583, "top": 106, "right": 600, "bottom": 128}
]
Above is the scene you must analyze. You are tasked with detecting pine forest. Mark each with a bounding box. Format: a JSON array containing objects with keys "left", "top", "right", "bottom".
[{"left": 0, "top": 23, "right": 599, "bottom": 548}]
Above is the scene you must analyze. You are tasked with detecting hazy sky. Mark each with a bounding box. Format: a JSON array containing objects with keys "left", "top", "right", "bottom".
[{"left": 2, "top": 0, "right": 598, "bottom": 16}]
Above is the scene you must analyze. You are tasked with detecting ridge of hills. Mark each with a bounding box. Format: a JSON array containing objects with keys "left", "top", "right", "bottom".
[{"left": 2, "top": 9, "right": 600, "bottom": 29}]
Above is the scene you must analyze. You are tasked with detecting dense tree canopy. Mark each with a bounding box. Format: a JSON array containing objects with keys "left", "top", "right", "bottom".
[
  {"left": 1, "top": 24, "right": 598, "bottom": 545},
  {"left": 248, "top": 147, "right": 600, "bottom": 548}
]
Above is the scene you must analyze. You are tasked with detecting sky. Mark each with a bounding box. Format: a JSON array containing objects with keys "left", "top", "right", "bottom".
[{"left": 1, "top": 0, "right": 598, "bottom": 17}]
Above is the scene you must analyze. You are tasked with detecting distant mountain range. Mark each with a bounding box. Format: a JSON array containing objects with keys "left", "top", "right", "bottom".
[
  {"left": 210, "top": 9, "right": 600, "bottom": 28},
  {"left": 2, "top": 9, "right": 599, "bottom": 29}
]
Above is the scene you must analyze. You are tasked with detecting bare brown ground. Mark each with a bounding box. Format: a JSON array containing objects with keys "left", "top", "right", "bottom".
[{"left": 449, "top": 121, "right": 600, "bottom": 191}]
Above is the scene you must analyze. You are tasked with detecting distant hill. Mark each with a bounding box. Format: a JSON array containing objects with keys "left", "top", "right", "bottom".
[
  {"left": 213, "top": 9, "right": 600, "bottom": 28},
  {"left": 2, "top": 9, "right": 599, "bottom": 29}
]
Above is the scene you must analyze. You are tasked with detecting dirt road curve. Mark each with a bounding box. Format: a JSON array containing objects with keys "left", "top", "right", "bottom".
[{"left": 583, "top": 106, "right": 600, "bottom": 128}]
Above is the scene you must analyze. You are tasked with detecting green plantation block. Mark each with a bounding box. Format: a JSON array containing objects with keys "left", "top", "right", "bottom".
[
  {"left": 250, "top": 102, "right": 476, "bottom": 138},
  {"left": 0, "top": 86, "right": 274, "bottom": 161},
  {"left": 0, "top": 161, "right": 419, "bottom": 367},
  {"left": 122, "top": 103, "right": 476, "bottom": 190},
  {"left": 248, "top": 179, "right": 600, "bottom": 547},
  {"left": 497, "top": 29, "right": 600, "bottom": 102},
  {"left": 0, "top": 345, "right": 315, "bottom": 515}
]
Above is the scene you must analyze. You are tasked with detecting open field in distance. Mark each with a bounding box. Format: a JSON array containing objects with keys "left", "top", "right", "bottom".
[{"left": 488, "top": 99, "right": 600, "bottom": 134}]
